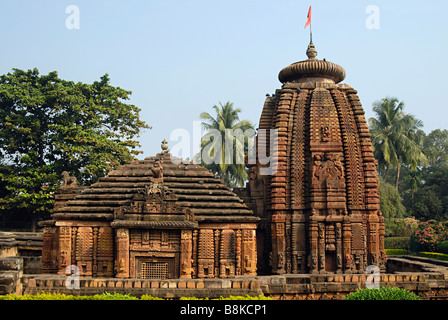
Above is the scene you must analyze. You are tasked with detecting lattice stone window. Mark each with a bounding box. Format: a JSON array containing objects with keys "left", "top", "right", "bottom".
[{"left": 140, "top": 261, "right": 170, "bottom": 279}]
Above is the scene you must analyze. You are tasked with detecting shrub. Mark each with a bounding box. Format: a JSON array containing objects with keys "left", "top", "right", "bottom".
[
  {"left": 92, "top": 292, "right": 138, "bottom": 300},
  {"left": 410, "top": 220, "right": 448, "bottom": 252},
  {"left": 140, "top": 295, "right": 165, "bottom": 300},
  {"left": 0, "top": 292, "right": 77, "bottom": 300},
  {"left": 344, "top": 287, "right": 420, "bottom": 300},
  {"left": 437, "top": 240, "right": 448, "bottom": 254}
]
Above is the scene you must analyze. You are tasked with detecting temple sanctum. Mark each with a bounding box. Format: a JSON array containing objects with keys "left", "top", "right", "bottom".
[{"left": 41, "top": 40, "right": 386, "bottom": 279}]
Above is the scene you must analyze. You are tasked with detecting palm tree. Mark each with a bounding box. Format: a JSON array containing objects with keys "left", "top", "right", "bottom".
[
  {"left": 198, "top": 101, "right": 254, "bottom": 188},
  {"left": 369, "top": 97, "right": 427, "bottom": 190}
]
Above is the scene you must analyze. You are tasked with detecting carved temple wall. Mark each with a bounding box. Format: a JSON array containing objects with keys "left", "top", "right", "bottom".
[
  {"left": 42, "top": 221, "right": 257, "bottom": 279},
  {"left": 247, "top": 82, "right": 386, "bottom": 275}
]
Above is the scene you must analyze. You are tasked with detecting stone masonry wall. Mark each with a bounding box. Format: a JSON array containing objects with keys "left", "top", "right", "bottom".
[
  {"left": 0, "top": 257, "right": 23, "bottom": 295},
  {"left": 21, "top": 271, "right": 448, "bottom": 300}
]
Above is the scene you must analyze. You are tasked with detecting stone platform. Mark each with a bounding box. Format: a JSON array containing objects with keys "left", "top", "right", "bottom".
[
  {"left": 2, "top": 255, "right": 448, "bottom": 299},
  {"left": 20, "top": 257, "right": 448, "bottom": 300}
]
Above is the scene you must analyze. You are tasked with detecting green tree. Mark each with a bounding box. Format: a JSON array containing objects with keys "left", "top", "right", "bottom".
[
  {"left": 198, "top": 101, "right": 254, "bottom": 188},
  {"left": 368, "top": 97, "right": 427, "bottom": 190},
  {"left": 422, "top": 129, "right": 448, "bottom": 166},
  {"left": 379, "top": 177, "right": 406, "bottom": 219},
  {"left": 0, "top": 68, "right": 150, "bottom": 229},
  {"left": 402, "top": 130, "right": 448, "bottom": 221}
]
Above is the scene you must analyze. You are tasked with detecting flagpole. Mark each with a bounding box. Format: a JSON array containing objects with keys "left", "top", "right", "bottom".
[
  {"left": 310, "top": 22, "right": 312, "bottom": 43},
  {"left": 305, "top": 5, "right": 312, "bottom": 43}
]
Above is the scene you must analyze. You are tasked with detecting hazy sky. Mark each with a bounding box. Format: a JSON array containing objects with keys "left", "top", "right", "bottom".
[{"left": 1, "top": 0, "right": 447, "bottom": 158}]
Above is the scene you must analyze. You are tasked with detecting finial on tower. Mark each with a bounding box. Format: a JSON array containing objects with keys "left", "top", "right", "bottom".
[
  {"left": 306, "top": 41, "right": 317, "bottom": 59},
  {"left": 161, "top": 139, "right": 169, "bottom": 154}
]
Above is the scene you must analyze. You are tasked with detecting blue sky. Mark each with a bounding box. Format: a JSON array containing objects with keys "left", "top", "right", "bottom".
[{"left": 1, "top": 0, "right": 447, "bottom": 158}]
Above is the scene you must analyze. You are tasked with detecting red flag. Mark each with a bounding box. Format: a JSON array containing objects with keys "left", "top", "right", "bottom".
[{"left": 304, "top": 6, "right": 312, "bottom": 28}]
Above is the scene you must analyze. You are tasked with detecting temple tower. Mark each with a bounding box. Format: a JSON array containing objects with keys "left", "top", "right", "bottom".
[{"left": 247, "top": 41, "right": 386, "bottom": 274}]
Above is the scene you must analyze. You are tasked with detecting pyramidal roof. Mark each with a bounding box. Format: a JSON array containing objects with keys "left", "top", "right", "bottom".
[{"left": 53, "top": 152, "right": 257, "bottom": 224}]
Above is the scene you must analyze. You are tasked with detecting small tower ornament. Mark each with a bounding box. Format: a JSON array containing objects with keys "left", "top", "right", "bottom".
[
  {"left": 306, "top": 41, "right": 317, "bottom": 60},
  {"left": 161, "top": 139, "right": 169, "bottom": 154}
]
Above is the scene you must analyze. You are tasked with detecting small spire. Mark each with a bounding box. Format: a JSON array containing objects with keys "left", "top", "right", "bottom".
[{"left": 306, "top": 41, "right": 317, "bottom": 60}]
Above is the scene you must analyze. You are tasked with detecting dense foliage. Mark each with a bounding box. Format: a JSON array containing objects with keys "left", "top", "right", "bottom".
[
  {"left": 385, "top": 217, "right": 419, "bottom": 237},
  {"left": 198, "top": 101, "right": 254, "bottom": 188},
  {"left": 0, "top": 68, "right": 150, "bottom": 229},
  {"left": 369, "top": 97, "right": 427, "bottom": 190},
  {"left": 344, "top": 287, "right": 420, "bottom": 300},
  {"left": 369, "top": 98, "right": 448, "bottom": 223},
  {"left": 379, "top": 178, "right": 406, "bottom": 220}
]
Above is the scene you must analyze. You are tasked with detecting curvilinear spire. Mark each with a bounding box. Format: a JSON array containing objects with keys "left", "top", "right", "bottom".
[{"left": 246, "top": 40, "right": 386, "bottom": 275}]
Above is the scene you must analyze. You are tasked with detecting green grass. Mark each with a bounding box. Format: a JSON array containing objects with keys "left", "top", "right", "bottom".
[
  {"left": 417, "top": 251, "right": 448, "bottom": 261},
  {"left": 385, "top": 248, "right": 408, "bottom": 255},
  {"left": 385, "top": 248, "right": 448, "bottom": 261}
]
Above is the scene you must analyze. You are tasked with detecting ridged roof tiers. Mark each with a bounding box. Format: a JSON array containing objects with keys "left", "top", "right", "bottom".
[
  {"left": 52, "top": 151, "right": 256, "bottom": 223},
  {"left": 278, "top": 41, "right": 346, "bottom": 84}
]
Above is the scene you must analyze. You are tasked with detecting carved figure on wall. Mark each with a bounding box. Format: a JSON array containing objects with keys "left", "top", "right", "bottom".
[
  {"left": 150, "top": 160, "right": 163, "bottom": 180},
  {"left": 277, "top": 252, "right": 284, "bottom": 270},
  {"left": 332, "top": 153, "right": 344, "bottom": 180},
  {"left": 321, "top": 125, "right": 331, "bottom": 142},
  {"left": 115, "top": 258, "right": 125, "bottom": 274},
  {"left": 185, "top": 209, "right": 194, "bottom": 221},
  {"left": 344, "top": 253, "right": 354, "bottom": 273},
  {"left": 244, "top": 255, "right": 252, "bottom": 272},
  {"left": 311, "top": 255, "right": 318, "bottom": 272},
  {"left": 311, "top": 154, "right": 323, "bottom": 183},
  {"left": 296, "top": 252, "right": 304, "bottom": 272},
  {"left": 311, "top": 152, "right": 345, "bottom": 190}
]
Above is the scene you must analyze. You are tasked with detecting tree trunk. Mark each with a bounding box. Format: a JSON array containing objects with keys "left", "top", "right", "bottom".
[
  {"left": 395, "top": 161, "right": 401, "bottom": 191},
  {"left": 384, "top": 164, "right": 390, "bottom": 182}
]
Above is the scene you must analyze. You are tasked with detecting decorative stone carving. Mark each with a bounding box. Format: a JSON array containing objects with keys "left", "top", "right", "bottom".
[
  {"left": 311, "top": 152, "right": 345, "bottom": 189},
  {"left": 61, "top": 171, "right": 77, "bottom": 187},
  {"left": 150, "top": 159, "right": 163, "bottom": 180}
]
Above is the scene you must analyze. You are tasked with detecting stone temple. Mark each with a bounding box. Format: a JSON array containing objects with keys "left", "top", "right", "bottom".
[
  {"left": 42, "top": 150, "right": 258, "bottom": 279},
  {"left": 40, "top": 40, "right": 386, "bottom": 280},
  {"left": 244, "top": 41, "right": 386, "bottom": 275}
]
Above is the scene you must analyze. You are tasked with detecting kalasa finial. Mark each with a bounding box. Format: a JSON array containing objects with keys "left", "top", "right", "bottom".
[
  {"left": 161, "top": 139, "right": 169, "bottom": 154},
  {"left": 306, "top": 40, "right": 317, "bottom": 60}
]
